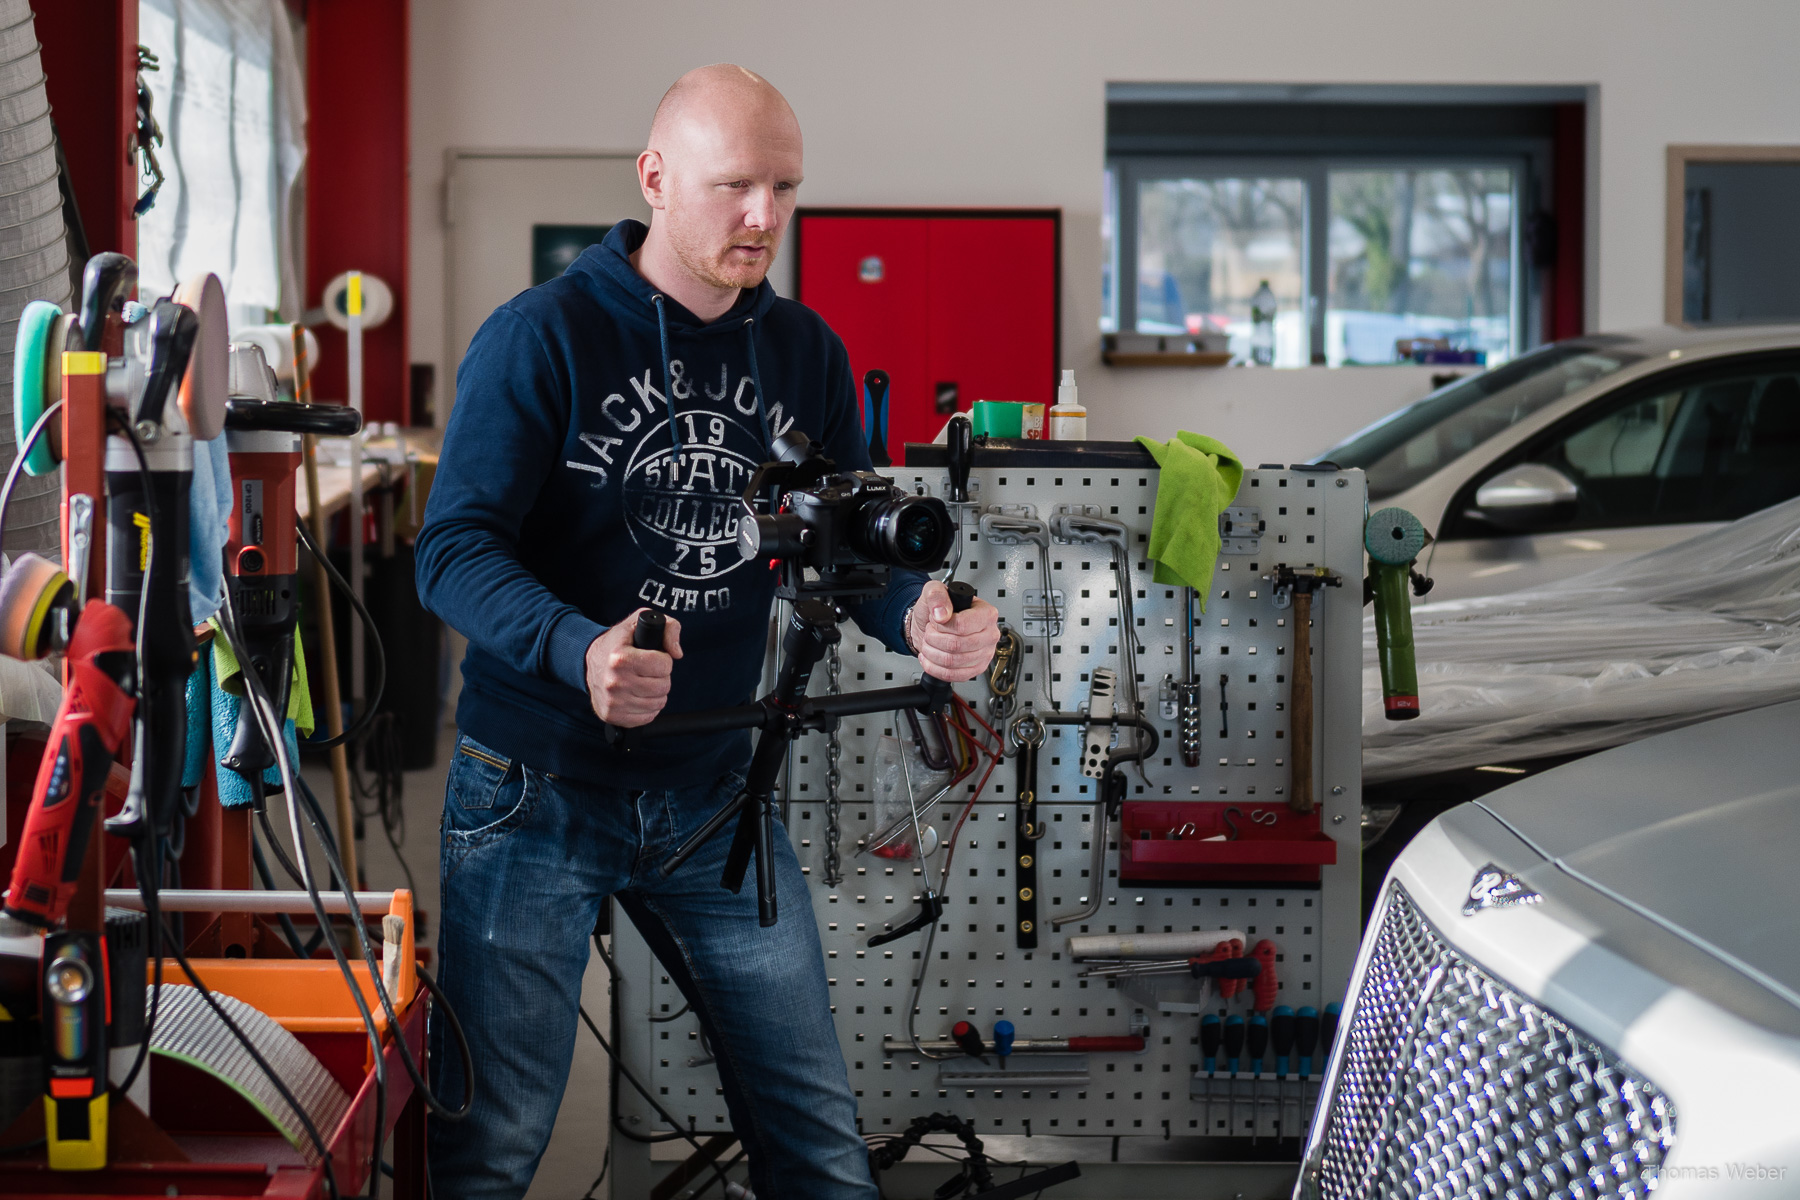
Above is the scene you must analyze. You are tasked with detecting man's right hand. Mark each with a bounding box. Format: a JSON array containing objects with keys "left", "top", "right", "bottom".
[{"left": 586, "top": 609, "right": 684, "bottom": 727}]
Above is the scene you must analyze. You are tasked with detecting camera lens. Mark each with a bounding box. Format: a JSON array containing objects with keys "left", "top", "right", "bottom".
[{"left": 856, "top": 494, "right": 954, "bottom": 571}]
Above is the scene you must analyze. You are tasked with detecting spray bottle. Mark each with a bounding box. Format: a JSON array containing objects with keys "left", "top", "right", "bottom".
[{"left": 1049, "top": 369, "right": 1086, "bottom": 440}]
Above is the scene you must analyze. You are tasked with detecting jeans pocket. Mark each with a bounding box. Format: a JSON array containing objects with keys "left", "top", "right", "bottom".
[{"left": 443, "top": 737, "right": 538, "bottom": 862}]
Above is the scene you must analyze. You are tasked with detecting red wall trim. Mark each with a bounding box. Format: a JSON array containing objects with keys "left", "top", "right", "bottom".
[
  {"left": 305, "top": 0, "right": 410, "bottom": 422},
  {"left": 35, "top": 0, "right": 138, "bottom": 260},
  {"left": 1549, "top": 102, "right": 1586, "bottom": 340}
]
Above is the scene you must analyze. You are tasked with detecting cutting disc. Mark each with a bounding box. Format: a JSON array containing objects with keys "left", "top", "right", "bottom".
[
  {"left": 174, "top": 273, "right": 228, "bottom": 440},
  {"left": 12, "top": 299, "right": 61, "bottom": 476}
]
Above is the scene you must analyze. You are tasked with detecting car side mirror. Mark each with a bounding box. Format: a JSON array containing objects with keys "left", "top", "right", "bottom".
[{"left": 1470, "top": 463, "right": 1579, "bottom": 531}]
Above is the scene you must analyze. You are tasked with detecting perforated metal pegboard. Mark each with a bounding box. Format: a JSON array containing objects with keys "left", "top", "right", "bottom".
[{"left": 612, "top": 458, "right": 1365, "bottom": 1154}]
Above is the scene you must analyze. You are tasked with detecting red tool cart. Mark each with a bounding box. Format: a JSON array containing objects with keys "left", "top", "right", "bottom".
[{"left": 794, "top": 208, "right": 1060, "bottom": 462}]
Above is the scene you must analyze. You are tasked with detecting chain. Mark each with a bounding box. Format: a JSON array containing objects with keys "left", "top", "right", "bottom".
[{"left": 823, "top": 641, "right": 845, "bottom": 887}]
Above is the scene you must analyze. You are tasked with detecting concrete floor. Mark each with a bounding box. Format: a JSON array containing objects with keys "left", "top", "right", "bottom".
[{"left": 299, "top": 721, "right": 615, "bottom": 1200}]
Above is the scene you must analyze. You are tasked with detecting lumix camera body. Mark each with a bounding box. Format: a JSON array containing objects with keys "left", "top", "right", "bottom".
[{"left": 736, "top": 428, "right": 954, "bottom": 600}]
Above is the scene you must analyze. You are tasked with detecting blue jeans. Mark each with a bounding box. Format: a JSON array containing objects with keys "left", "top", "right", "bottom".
[{"left": 427, "top": 732, "right": 875, "bottom": 1200}]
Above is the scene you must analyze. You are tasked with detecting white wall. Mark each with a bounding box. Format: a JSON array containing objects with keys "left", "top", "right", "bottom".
[{"left": 407, "top": 0, "right": 1800, "bottom": 464}]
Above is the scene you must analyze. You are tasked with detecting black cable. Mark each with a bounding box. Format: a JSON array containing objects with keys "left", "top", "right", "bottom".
[
  {"left": 0, "top": 398, "right": 63, "bottom": 565},
  {"left": 149, "top": 892, "right": 345, "bottom": 1200},
  {"left": 349, "top": 711, "right": 415, "bottom": 897},
  {"left": 217, "top": 588, "right": 392, "bottom": 1200},
  {"left": 580, "top": 1145, "right": 610, "bottom": 1199},
  {"left": 251, "top": 830, "right": 314, "bottom": 959},
  {"left": 294, "top": 515, "right": 385, "bottom": 749},
  {"left": 577, "top": 1004, "right": 736, "bottom": 1198},
  {"left": 256, "top": 801, "right": 311, "bottom": 888},
  {"left": 108, "top": 417, "right": 168, "bottom": 1103},
  {"left": 220, "top": 589, "right": 475, "bottom": 1126}
]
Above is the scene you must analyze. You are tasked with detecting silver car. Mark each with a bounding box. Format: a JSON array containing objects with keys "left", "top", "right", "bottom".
[
  {"left": 1318, "top": 325, "right": 1800, "bottom": 601},
  {"left": 1301, "top": 698, "right": 1800, "bottom": 1198}
]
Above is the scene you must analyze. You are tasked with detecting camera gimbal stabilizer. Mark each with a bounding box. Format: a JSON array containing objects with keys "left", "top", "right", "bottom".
[{"left": 608, "top": 430, "right": 970, "bottom": 928}]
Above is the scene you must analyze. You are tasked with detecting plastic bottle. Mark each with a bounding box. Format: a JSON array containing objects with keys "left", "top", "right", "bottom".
[
  {"left": 1250, "top": 281, "right": 1276, "bottom": 367},
  {"left": 1049, "top": 369, "right": 1087, "bottom": 440}
]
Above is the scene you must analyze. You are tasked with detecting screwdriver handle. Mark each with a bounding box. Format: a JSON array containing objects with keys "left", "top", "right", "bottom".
[
  {"left": 993, "top": 1020, "right": 1015, "bottom": 1060},
  {"left": 952, "top": 1020, "right": 986, "bottom": 1059},
  {"left": 1250, "top": 939, "right": 1279, "bottom": 1012},
  {"left": 1295, "top": 1005, "right": 1319, "bottom": 1078},
  {"left": 862, "top": 369, "right": 892, "bottom": 468},
  {"left": 1199, "top": 1013, "right": 1221, "bottom": 1074},
  {"left": 1222, "top": 1014, "right": 1245, "bottom": 1074},
  {"left": 1247, "top": 1012, "right": 1269, "bottom": 1075},
  {"left": 633, "top": 609, "right": 667, "bottom": 652},
  {"left": 1271, "top": 1005, "right": 1295, "bottom": 1078},
  {"left": 1188, "top": 956, "right": 1261, "bottom": 980}
]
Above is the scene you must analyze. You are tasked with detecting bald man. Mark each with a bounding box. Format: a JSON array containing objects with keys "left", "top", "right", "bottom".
[{"left": 416, "top": 65, "right": 999, "bottom": 1199}]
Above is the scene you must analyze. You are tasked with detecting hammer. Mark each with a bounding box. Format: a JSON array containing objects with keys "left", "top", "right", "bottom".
[{"left": 1268, "top": 565, "right": 1340, "bottom": 814}]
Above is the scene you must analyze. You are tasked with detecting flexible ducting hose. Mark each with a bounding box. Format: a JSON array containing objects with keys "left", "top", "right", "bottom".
[{"left": 0, "top": 0, "right": 72, "bottom": 557}]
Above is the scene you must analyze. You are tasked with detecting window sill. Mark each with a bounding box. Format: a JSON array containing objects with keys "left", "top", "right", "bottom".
[{"left": 1101, "top": 350, "right": 1234, "bottom": 368}]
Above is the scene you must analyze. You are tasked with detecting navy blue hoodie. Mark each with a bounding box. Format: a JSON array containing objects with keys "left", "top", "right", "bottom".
[{"left": 416, "top": 220, "right": 925, "bottom": 788}]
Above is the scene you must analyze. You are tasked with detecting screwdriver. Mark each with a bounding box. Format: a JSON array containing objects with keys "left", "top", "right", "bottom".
[
  {"left": 1295, "top": 1006, "right": 1319, "bottom": 1078},
  {"left": 993, "top": 1020, "right": 1015, "bottom": 1069},
  {"left": 1200, "top": 1014, "right": 1222, "bottom": 1075},
  {"left": 1222, "top": 1014, "right": 1245, "bottom": 1075},
  {"left": 1247, "top": 1012, "right": 1269, "bottom": 1076},
  {"left": 1271, "top": 1005, "right": 1295, "bottom": 1078},
  {"left": 1322, "top": 1002, "right": 1341, "bottom": 1062},
  {"left": 1250, "top": 939, "right": 1278, "bottom": 1012},
  {"left": 952, "top": 1020, "right": 986, "bottom": 1059}
]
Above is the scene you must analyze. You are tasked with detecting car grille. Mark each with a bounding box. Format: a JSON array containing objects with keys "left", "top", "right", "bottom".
[{"left": 1306, "top": 882, "right": 1676, "bottom": 1200}]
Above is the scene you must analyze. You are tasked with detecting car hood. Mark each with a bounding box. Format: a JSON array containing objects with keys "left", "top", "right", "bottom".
[{"left": 1473, "top": 699, "right": 1800, "bottom": 1004}]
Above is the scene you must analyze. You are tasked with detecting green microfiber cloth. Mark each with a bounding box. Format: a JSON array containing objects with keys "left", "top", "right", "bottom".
[
  {"left": 1133, "top": 432, "right": 1245, "bottom": 610},
  {"left": 210, "top": 618, "right": 316, "bottom": 737}
]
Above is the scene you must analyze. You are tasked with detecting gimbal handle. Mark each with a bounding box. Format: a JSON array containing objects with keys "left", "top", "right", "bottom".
[{"left": 916, "top": 580, "right": 976, "bottom": 714}]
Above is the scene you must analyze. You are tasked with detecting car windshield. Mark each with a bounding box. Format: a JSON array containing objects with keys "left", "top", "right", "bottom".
[{"left": 1318, "top": 340, "right": 1646, "bottom": 499}]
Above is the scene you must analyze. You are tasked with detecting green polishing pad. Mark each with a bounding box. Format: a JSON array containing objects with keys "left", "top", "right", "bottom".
[{"left": 13, "top": 299, "right": 61, "bottom": 477}]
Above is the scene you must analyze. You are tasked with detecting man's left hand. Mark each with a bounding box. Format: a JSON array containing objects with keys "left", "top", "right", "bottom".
[{"left": 908, "top": 579, "right": 1002, "bottom": 683}]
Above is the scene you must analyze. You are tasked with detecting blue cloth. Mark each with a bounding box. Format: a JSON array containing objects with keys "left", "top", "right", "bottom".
[
  {"left": 414, "top": 219, "right": 923, "bottom": 789},
  {"left": 426, "top": 734, "right": 874, "bottom": 1200},
  {"left": 179, "top": 650, "right": 301, "bottom": 807},
  {"left": 189, "top": 433, "right": 233, "bottom": 623}
]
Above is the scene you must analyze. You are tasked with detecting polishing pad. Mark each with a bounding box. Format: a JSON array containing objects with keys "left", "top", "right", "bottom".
[
  {"left": 174, "top": 273, "right": 228, "bottom": 440},
  {"left": 0, "top": 551, "right": 70, "bottom": 660},
  {"left": 12, "top": 299, "right": 61, "bottom": 476}
]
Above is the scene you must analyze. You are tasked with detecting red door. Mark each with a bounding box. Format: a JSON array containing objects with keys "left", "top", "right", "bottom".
[{"left": 796, "top": 210, "right": 1060, "bottom": 462}]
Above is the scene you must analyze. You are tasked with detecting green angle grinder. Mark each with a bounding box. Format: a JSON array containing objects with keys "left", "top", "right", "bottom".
[{"left": 1363, "top": 508, "right": 1432, "bottom": 721}]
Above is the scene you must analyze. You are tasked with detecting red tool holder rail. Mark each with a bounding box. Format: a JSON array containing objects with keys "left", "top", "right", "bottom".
[{"left": 1118, "top": 800, "right": 1338, "bottom": 885}]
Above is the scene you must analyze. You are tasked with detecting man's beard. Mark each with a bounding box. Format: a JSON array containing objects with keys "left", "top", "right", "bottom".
[{"left": 667, "top": 217, "right": 778, "bottom": 292}]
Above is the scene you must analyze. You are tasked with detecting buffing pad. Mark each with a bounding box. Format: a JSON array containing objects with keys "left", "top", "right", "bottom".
[
  {"left": 174, "top": 273, "right": 228, "bottom": 441},
  {"left": 12, "top": 299, "right": 61, "bottom": 476}
]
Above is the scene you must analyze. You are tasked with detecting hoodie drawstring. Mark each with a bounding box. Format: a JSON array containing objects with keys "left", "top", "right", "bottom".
[
  {"left": 742, "top": 316, "right": 774, "bottom": 454},
  {"left": 651, "top": 295, "right": 775, "bottom": 470},
  {"left": 650, "top": 294, "right": 682, "bottom": 462}
]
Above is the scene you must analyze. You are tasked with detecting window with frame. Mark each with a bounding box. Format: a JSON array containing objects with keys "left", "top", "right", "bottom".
[{"left": 1104, "top": 86, "right": 1585, "bottom": 367}]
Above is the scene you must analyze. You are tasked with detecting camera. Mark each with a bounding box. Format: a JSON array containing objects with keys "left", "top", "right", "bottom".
[{"left": 736, "top": 428, "right": 955, "bottom": 597}]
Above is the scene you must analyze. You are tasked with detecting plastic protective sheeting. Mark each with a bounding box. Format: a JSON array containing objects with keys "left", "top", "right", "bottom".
[{"left": 1363, "top": 495, "right": 1800, "bottom": 783}]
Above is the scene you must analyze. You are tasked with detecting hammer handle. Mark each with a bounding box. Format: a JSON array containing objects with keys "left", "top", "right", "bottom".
[{"left": 1289, "top": 589, "right": 1315, "bottom": 813}]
